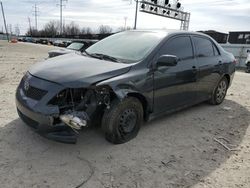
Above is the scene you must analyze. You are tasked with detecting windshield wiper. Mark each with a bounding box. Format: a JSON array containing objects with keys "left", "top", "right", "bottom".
[
  {"left": 85, "top": 51, "right": 121, "bottom": 63},
  {"left": 82, "top": 50, "right": 97, "bottom": 58}
]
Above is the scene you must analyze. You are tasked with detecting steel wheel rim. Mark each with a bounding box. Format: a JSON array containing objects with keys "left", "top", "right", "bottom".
[
  {"left": 118, "top": 108, "right": 137, "bottom": 137},
  {"left": 216, "top": 80, "right": 227, "bottom": 102}
]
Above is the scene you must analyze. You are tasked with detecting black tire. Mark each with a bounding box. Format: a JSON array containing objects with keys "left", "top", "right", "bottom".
[
  {"left": 209, "top": 77, "right": 228, "bottom": 105},
  {"left": 246, "top": 64, "right": 250, "bottom": 73},
  {"left": 102, "top": 97, "right": 143, "bottom": 144}
]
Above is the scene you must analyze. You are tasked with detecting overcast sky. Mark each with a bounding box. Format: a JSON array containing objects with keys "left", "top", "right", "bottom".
[{"left": 0, "top": 0, "right": 250, "bottom": 35}]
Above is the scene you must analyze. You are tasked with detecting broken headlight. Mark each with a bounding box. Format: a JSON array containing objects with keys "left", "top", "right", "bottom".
[{"left": 48, "top": 88, "right": 86, "bottom": 108}]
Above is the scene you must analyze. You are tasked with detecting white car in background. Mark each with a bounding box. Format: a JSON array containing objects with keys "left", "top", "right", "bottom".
[{"left": 246, "top": 50, "right": 250, "bottom": 72}]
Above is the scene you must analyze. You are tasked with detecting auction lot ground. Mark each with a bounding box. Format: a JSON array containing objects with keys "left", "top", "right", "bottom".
[{"left": 0, "top": 40, "right": 250, "bottom": 188}]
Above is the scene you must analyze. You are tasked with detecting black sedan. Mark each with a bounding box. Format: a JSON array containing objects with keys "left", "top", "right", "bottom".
[{"left": 16, "top": 30, "right": 235, "bottom": 144}]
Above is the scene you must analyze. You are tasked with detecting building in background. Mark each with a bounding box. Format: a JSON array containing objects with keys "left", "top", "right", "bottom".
[
  {"left": 198, "top": 30, "right": 228, "bottom": 44},
  {"left": 197, "top": 30, "right": 250, "bottom": 68},
  {"left": 228, "top": 31, "right": 250, "bottom": 44}
]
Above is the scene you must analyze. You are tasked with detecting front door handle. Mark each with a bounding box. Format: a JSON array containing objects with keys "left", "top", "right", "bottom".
[{"left": 192, "top": 66, "right": 197, "bottom": 73}]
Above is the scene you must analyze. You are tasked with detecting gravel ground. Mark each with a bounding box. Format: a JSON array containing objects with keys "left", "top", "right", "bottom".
[{"left": 0, "top": 40, "right": 250, "bottom": 188}]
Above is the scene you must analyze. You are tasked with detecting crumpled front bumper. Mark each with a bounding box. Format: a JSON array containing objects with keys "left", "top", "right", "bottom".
[
  {"left": 16, "top": 98, "right": 78, "bottom": 144},
  {"left": 15, "top": 73, "right": 79, "bottom": 144}
]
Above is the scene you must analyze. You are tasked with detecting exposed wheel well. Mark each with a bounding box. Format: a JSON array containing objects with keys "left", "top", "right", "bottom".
[{"left": 127, "top": 93, "right": 148, "bottom": 120}]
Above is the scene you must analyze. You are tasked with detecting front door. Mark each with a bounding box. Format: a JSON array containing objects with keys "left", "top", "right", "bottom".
[{"left": 153, "top": 35, "right": 198, "bottom": 114}]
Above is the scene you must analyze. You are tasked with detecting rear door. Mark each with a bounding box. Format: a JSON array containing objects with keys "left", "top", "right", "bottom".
[
  {"left": 153, "top": 35, "right": 198, "bottom": 114},
  {"left": 192, "top": 36, "right": 222, "bottom": 101}
]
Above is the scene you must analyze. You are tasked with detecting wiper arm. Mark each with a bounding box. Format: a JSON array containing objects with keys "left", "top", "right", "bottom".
[
  {"left": 91, "top": 53, "right": 121, "bottom": 63},
  {"left": 82, "top": 50, "right": 98, "bottom": 58},
  {"left": 82, "top": 51, "right": 122, "bottom": 63}
]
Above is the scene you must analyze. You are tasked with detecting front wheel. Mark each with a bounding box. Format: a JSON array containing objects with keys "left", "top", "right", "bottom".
[
  {"left": 209, "top": 77, "right": 228, "bottom": 105},
  {"left": 102, "top": 97, "right": 143, "bottom": 144}
]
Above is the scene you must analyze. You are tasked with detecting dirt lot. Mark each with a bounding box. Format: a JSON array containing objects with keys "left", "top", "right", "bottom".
[{"left": 0, "top": 40, "right": 250, "bottom": 188}]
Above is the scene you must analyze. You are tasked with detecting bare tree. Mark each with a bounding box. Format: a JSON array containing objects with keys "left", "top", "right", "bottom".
[
  {"left": 15, "top": 24, "right": 20, "bottom": 36},
  {"left": 80, "top": 27, "right": 86, "bottom": 35},
  {"left": 64, "top": 22, "right": 80, "bottom": 36},
  {"left": 98, "top": 25, "right": 113, "bottom": 34},
  {"left": 26, "top": 27, "right": 40, "bottom": 37},
  {"left": 43, "top": 20, "right": 60, "bottom": 37},
  {"left": 85, "top": 27, "right": 92, "bottom": 35},
  {"left": 117, "top": 26, "right": 132, "bottom": 32}
]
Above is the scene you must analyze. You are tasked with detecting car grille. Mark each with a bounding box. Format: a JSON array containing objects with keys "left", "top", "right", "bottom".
[
  {"left": 20, "top": 79, "right": 47, "bottom": 100},
  {"left": 17, "top": 108, "right": 39, "bottom": 129}
]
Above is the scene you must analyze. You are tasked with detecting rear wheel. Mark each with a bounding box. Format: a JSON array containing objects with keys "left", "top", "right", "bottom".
[
  {"left": 209, "top": 77, "right": 228, "bottom": 105},
  {"left": 246, "top": 63, "right": 250, "bottom": 73},
  {"left": 102, "top": 97, "right": 143, "bottom": 144}
]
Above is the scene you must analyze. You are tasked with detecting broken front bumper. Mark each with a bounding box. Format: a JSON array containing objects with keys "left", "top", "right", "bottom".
[
  {"left": 15, "top": 73, "right": 79, "bottom": 144},
  {"left": 16, "top": 98, "right": 78, "bottom": 144}
]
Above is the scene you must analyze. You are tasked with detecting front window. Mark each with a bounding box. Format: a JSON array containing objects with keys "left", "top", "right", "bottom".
[
  {"left": 67, "top": 42, "right": 85, "bottom": 50},
  {"left": 159, "top": 36, "right": 194, "bottom": 60},
  {"left": 86, "top": 31, "right": 165, "bottom": 63}
]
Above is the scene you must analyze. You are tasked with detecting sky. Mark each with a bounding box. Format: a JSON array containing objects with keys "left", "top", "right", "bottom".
[{"left": 0, "top": 0, "right": 250, "bottom": 35}]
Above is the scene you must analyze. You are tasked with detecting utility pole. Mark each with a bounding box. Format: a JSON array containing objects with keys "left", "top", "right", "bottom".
[
  {"left": 33, "top": 4, "right": 38, "bottom": 30},
  {"left": 8, "top": 24, "right": 12, "bottom": 35},
  {"left": 124, "top": 17, "right": 127, "bottom": 29},
  {"left": 0, "top": 1, "right": 9, "bottom": 41},
  {"left": 28, "top": 17, "right": 32, "bottom": 36},
  {"left": 133, "top": 0, "right": 139, "bottom": 30},
  {"left": 59, "top": 0, "right": 67, "bottom": 35},
  {"left": 15, "top": 24, "right": 20, "bottom": 36}
]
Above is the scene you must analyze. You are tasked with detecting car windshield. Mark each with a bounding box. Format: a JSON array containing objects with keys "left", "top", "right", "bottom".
[
  {"left": 67, "top": 42, "right": 85, "bottom": 50},
  {"left": 85, "top": 31, "right": 165, "bottom": 63}
]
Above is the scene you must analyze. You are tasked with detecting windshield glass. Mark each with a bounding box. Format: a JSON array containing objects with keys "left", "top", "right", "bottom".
[
  {"left": 67, "top": 42, "right": 85, "bottom": 50},
  {"left": 86, "top": 31, "right": 165, "bottom": 63}
]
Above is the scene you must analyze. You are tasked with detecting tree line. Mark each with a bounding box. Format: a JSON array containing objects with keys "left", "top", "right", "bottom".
[{"left": 26, "top": 20, "right": 130, "bottom": 38}]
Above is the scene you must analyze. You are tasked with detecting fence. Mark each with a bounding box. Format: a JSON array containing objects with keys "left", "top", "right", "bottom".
[{"left": 221, "top": 44, "right": 250, "bottom": 67}]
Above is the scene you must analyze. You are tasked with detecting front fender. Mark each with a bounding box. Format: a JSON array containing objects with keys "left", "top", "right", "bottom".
[{"left": 96, "top": 81, "right": 153, "bottom": 113}]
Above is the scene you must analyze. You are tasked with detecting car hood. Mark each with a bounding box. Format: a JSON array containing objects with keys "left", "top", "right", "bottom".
[{"left": 29, "top": 53, "right": 132, "bottom": 88}]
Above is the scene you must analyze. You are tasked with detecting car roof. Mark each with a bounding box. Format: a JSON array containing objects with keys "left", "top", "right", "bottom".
[{"left": 125, "top": 29, "right": 209, "bottom": 38}]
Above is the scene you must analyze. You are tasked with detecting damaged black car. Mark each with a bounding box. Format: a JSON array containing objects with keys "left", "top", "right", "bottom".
[{"left": 16, "top": 30, "right": 235, "bottom": 144}]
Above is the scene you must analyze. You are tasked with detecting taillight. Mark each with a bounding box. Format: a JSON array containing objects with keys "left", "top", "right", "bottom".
[{"left": 233, "top": 59, "right": 237, "bottom": 64}]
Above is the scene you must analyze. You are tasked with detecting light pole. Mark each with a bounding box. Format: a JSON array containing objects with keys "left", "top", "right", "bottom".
[
  {"left": 0, "top": 1, "right": 9, "bottom": 41},
  {"left": 124, "top": 17, "right": 128, "bottom": 29},
  {"left": 133, "top": 0, "right": 139, "bottom": 29}
]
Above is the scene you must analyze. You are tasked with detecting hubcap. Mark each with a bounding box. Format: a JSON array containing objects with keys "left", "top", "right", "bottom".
[
  {"left": 216, "top": 80, "right": 227, "bottom": 102},
  {"left": 119, "top": 109, "right": 137, "bottom": 135}
]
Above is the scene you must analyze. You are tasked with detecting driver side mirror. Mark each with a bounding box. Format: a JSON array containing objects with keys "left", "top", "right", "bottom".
[{"left": 157, "top": 55, "right": 178, "bottom": 67}]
